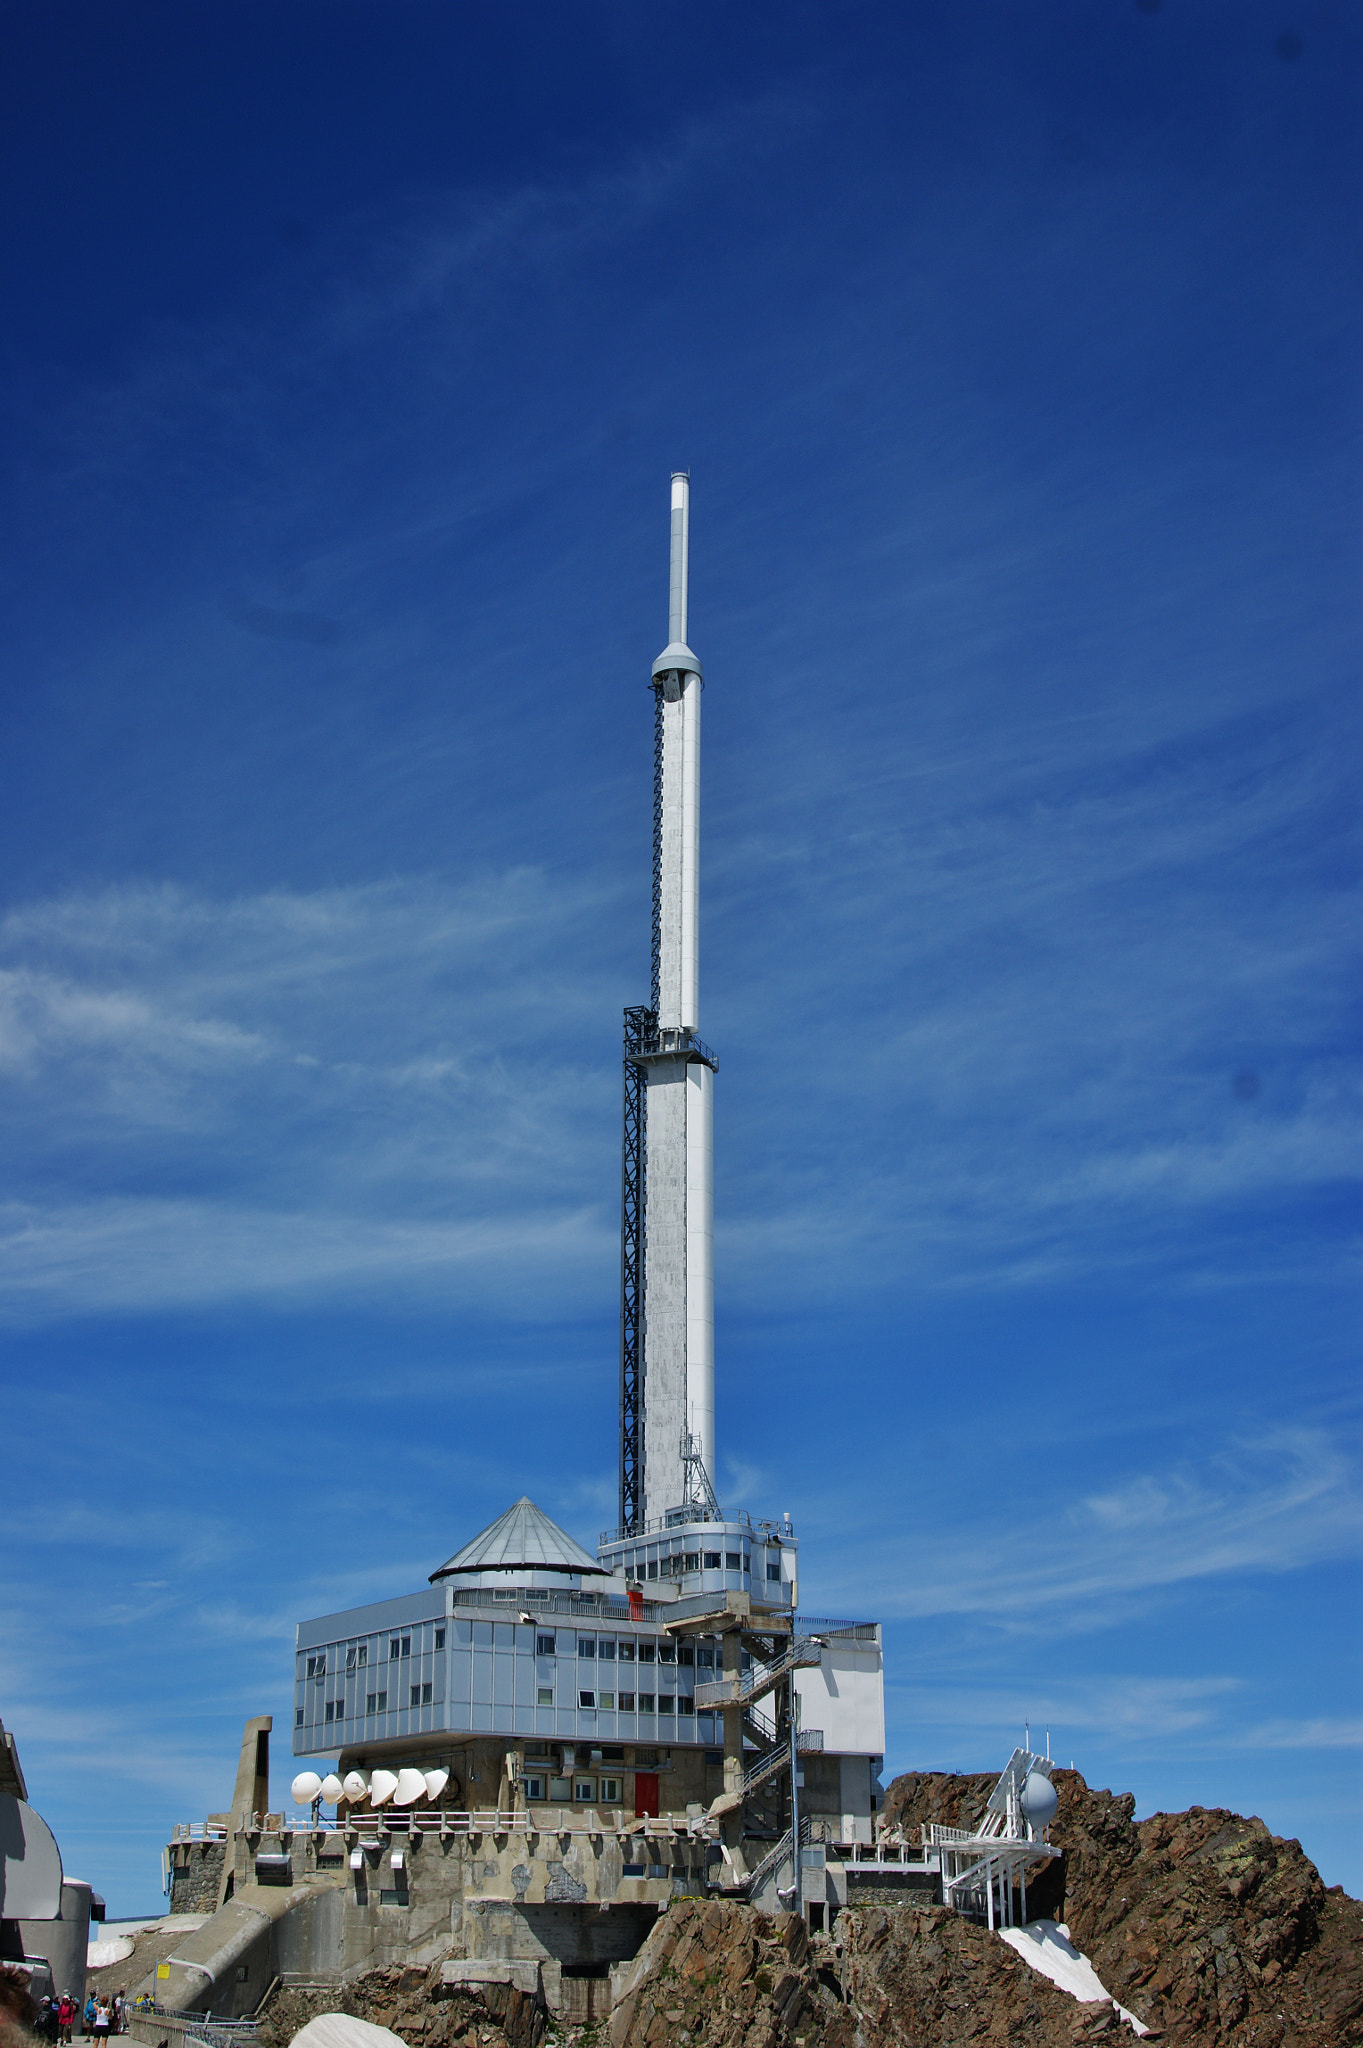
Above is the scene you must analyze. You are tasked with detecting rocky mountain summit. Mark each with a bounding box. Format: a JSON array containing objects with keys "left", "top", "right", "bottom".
[{"left": 879, "top": 1767, "right": 1363, "bottom": 2044}]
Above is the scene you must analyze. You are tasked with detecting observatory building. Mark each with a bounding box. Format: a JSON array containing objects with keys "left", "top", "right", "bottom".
[
  {"left": 150, "top": 481, "right": 889, "bottom": 2025},
  {"left": 288, "top": 476, "right": 885, "bottom": 1861}
]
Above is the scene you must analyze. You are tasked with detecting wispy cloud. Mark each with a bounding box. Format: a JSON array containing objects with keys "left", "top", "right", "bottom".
[
  {"left": 807, "top": 1429, "right": 1362, "bottom": 1626},
  {"left": 1240, "top": 1719, "right": 1363, "bottom": 1751}
]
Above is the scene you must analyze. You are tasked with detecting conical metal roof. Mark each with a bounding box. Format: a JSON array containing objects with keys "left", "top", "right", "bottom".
[{"left": 429, "top": 1497, "right": 607, "bottom": 1582}]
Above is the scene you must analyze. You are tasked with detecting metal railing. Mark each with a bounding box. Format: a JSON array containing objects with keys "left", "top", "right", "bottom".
[
  {"left": 599, "top": 1509, "right": 793, "bottom": 1546},
  {"left": 694, "top": 1636, "right": 823, "bottom": 1711},
  {"left": 741, "top": 1729, "right": 822, "bottom": 1798},
  {"left": 211, "top": 1807, "right": 718, "bottom": 1842},
  {"left": 446, "top": 1586, "right": 669, "bottom": 1620},
  {"left": 133, "top": 2009, "right": 260, "bottom": 2048}
]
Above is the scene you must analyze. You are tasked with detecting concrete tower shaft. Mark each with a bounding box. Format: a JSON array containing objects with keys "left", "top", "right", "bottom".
[{"left": 620, "top": 474, "right": 716, "bottom": 1531}]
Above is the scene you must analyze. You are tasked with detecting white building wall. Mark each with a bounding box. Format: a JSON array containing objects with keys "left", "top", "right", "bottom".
[{"left": 795, "top": 1642, "right": 885, "bottom": 1757}]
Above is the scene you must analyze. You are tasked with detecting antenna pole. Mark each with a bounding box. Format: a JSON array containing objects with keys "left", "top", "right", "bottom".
[{"left": 669, "top": 473, "right": 689, "bottom": 646}]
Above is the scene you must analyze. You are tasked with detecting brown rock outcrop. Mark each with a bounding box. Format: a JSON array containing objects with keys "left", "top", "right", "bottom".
[
  {"left": 881, "top": 1766, "right": 1363, "bottom": 2046},
  {"left": 257, "top": 1961, "right": 543, "bottom": 2048}
]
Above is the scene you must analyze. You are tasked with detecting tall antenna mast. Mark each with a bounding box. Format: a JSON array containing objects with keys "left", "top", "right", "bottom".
[{"left": 618, "top": 474, "right": 717, "bottom": 1535}]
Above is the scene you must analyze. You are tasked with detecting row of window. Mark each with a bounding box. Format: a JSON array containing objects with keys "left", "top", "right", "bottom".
[
  {"left": 546, "top": 1689, "right": 695, "bottom": 1714},
  {"left": 305, "top": 1629, "right": 445, "bottom": 1679},
  {"left": 298, "top": 1681, "right": 436, "bottom": 1726},
  {"left": 535, "top": 1634, "right": 711, "bottom": 1665},
  {"left": 523, "top": 1774, "right": 622, "bottom": 1804}
]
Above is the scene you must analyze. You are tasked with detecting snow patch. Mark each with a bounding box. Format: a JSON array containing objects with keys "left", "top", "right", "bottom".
[{"left": 998, "top": 1919, "right": 1151, "bottom": 2036}]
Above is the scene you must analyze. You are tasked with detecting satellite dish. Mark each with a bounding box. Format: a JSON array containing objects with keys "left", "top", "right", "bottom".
[
  {"left": 0, "top": 1795, "right": 63, "bottom": 1919},
  {"left": 393, "top": 1769, "right": 427, "bottom": 1807},
  {"left": 290, "top": 1772, "right": 323, "bottom": 1806},
  {"left": 341, "top": 1770, "right": 370, "bottom": 1803},
  {"left": 1020, "top": 1771, "right": 1058, "bottom": 1831},
  {"left": 369, "top": 1769, "right": 398, "bottom": 1807},
  {"left": 423, "top": 1769, "right": 449, "bottom": 1803},
  {"left": 320, "top": 1775, "right": 345, "bottom": 1804}
]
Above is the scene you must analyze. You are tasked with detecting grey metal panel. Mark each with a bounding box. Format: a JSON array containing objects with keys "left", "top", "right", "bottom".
[{"left": 296, "top": 1590, "right": 440, "bottom": 1649}]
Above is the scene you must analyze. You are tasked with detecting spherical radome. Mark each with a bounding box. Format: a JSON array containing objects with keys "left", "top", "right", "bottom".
[
  {"left": 291, "top": 1772, "right": 323, "bottom": 1805},
  {"left": 1020, "top": 1771, "right": 1058, "bottom": 1829}
]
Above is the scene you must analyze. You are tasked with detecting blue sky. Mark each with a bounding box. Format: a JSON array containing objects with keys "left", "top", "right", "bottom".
[{"left": 1, "top": 0, "right": 1358, "bottom": 1910}]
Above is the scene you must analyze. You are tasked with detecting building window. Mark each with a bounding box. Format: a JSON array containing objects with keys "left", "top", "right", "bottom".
[
  {"left": 579, "top": 1690, "right": 595, "bottom": 1709},
  {"left": 617, "top": 1641, "right": 635, "bottom": 1662},
  {"left": 366, "top": 1694, "right": 377, "bottom": 1714},
  {"left": 597, "top": 1640, "right": 615, "bottom": 1660},
  {"left": 434, "top": 1628, "right": 445, "bottom": 1649},
  {"left": 306, "top": 1655, "right": 324, "bottom": 1677},
  {"left": 574, "top": 1779, "right": 595, "bottom": 1803},
  {"left": 658, "top": 1642, "right": 676, "bottom": 1664},
  {"left": 767, "top": 1561, "right": 781, "bottom": 1581},
  {"left": 658, "top": 1695, "right": 675, "bottom": 1716},
  {"left": 325, "top": 1702, "right": 335, "bottom": 1722},
  {"left": 537, "top": 1687, "right": 554, "bottom": 1706},
  {"left": 295, "top": 1709, "right": 303, "bottom": 1726},
  {"left": 577, "top": 1637, "right": 595, "bottom": 1658},
  {"left": 726, "top": 1552, "right": 740, "bottom": 1570},
  {"left": 523, "top": 1775, "right": 545, "bottom": 1802},
  {"left": 646, "top": 1560, "right": 657, "bottom": 1579},
  {"left": 390, "top": 1639, "right": 401, "bottom": 1659},
  {"left": 410, "top": 1686, "right": 421, "bottom": 1708},
  {"left": 637, "top": 1694, "right": 655, "bottom": 1715},
  {"left": 537, "top": 1634, "right": 556, "bottom": 1656},
  {"left": 638, "top": 1641, "right": 655, "bottom": 1664},
  {"left": 422, "top": 1682, "right": 432, "bottom": 1704},
  {"left": 597, "top": 1692, "right": 614, "bottom": 1710},
  {"left": 618, "top": 1692, "right": 635, "bottom": 1711},
  {"left": 601, "top": 1745, "right": 625, "bottom": 1761},
  {"left": 678, "top": 1698, "right": 694, "bottom": 1716},
  {"left": 684, "top": 1552, "right": 699, "bottom": 1571},
  {"left": 345, "top": 1647, "right": 356, "bottom": 1670},
  {"left": 704, "top": 1551, "right": 721, "bottom": 1569},
  {"left": 677, "top": 1644, "right": 694, "bottom": 1666},
  {"left": 599, "top": 1776, "right": 621, "bottom": 1803},
  {"left": 697, "top": 1645, "right": 714, "bottom": 1668}
]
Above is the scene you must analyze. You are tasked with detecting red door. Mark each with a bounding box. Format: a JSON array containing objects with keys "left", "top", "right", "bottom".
[{"left": 634, "top": 1772, "right": 659, "bottom": 1818}]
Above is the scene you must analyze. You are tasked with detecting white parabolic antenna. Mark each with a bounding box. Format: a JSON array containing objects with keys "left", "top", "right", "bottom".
[
  {"left": 1020, "top": 1771, "right": 1059, "bottom": 1830},
  {"left": 422, "top": 1769, "right": 449, "bottom": 1803},
  {"left": 369, "top": 1769, "right": 398, "bottom": 1807},
  {"left": 341, "top": 1770, "right": 370, "bottom": 1803},
  {"left": 291, "top": 1772, "right": 323, "bottom": 1806},
  {"left": 320, "top": 1775, "right": 345, "bottom": 1804},
  {"left": 393, "top": 1769, "right": 427, "bottom": 1807},
  {"left": 0, "top": 1794, "right": 63, "bottom": 1919}
]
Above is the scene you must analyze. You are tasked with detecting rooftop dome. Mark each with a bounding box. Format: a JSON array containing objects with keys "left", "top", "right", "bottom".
[{"left": 429, "top": 1496, "right": 607, "bottom": 1582}]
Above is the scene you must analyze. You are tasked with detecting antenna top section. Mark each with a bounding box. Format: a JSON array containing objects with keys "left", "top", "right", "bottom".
[{"left": 654, "top": 470, "right": 702, "bottom": 682}]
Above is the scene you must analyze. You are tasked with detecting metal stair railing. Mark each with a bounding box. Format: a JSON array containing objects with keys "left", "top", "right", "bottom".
[
  {"left": 694, "top": 1636, "right": 823, "bottom": 1712},
  {"left": 741, "top": 1728, "right": 823, "bottom": 1797},
  {"left": 740, "top": 1815, "right": 812, "bottom": 1898}
]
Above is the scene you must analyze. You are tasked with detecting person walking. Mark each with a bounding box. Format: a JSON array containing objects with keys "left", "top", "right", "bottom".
[
  {"left": 90, "top": 2000, "right": 110, "bottom": 2046},
  {"left": 57, "top": 1992, "right": 76, "bottom": 2044},
  {"left": 83, "top": 1993, "right": 96, "bottom": 2036}
]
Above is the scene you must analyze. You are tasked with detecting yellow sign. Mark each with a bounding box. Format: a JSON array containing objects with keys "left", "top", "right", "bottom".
[{"left": 156, "top": 1966, "right": 170, "bottom": 1980}]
